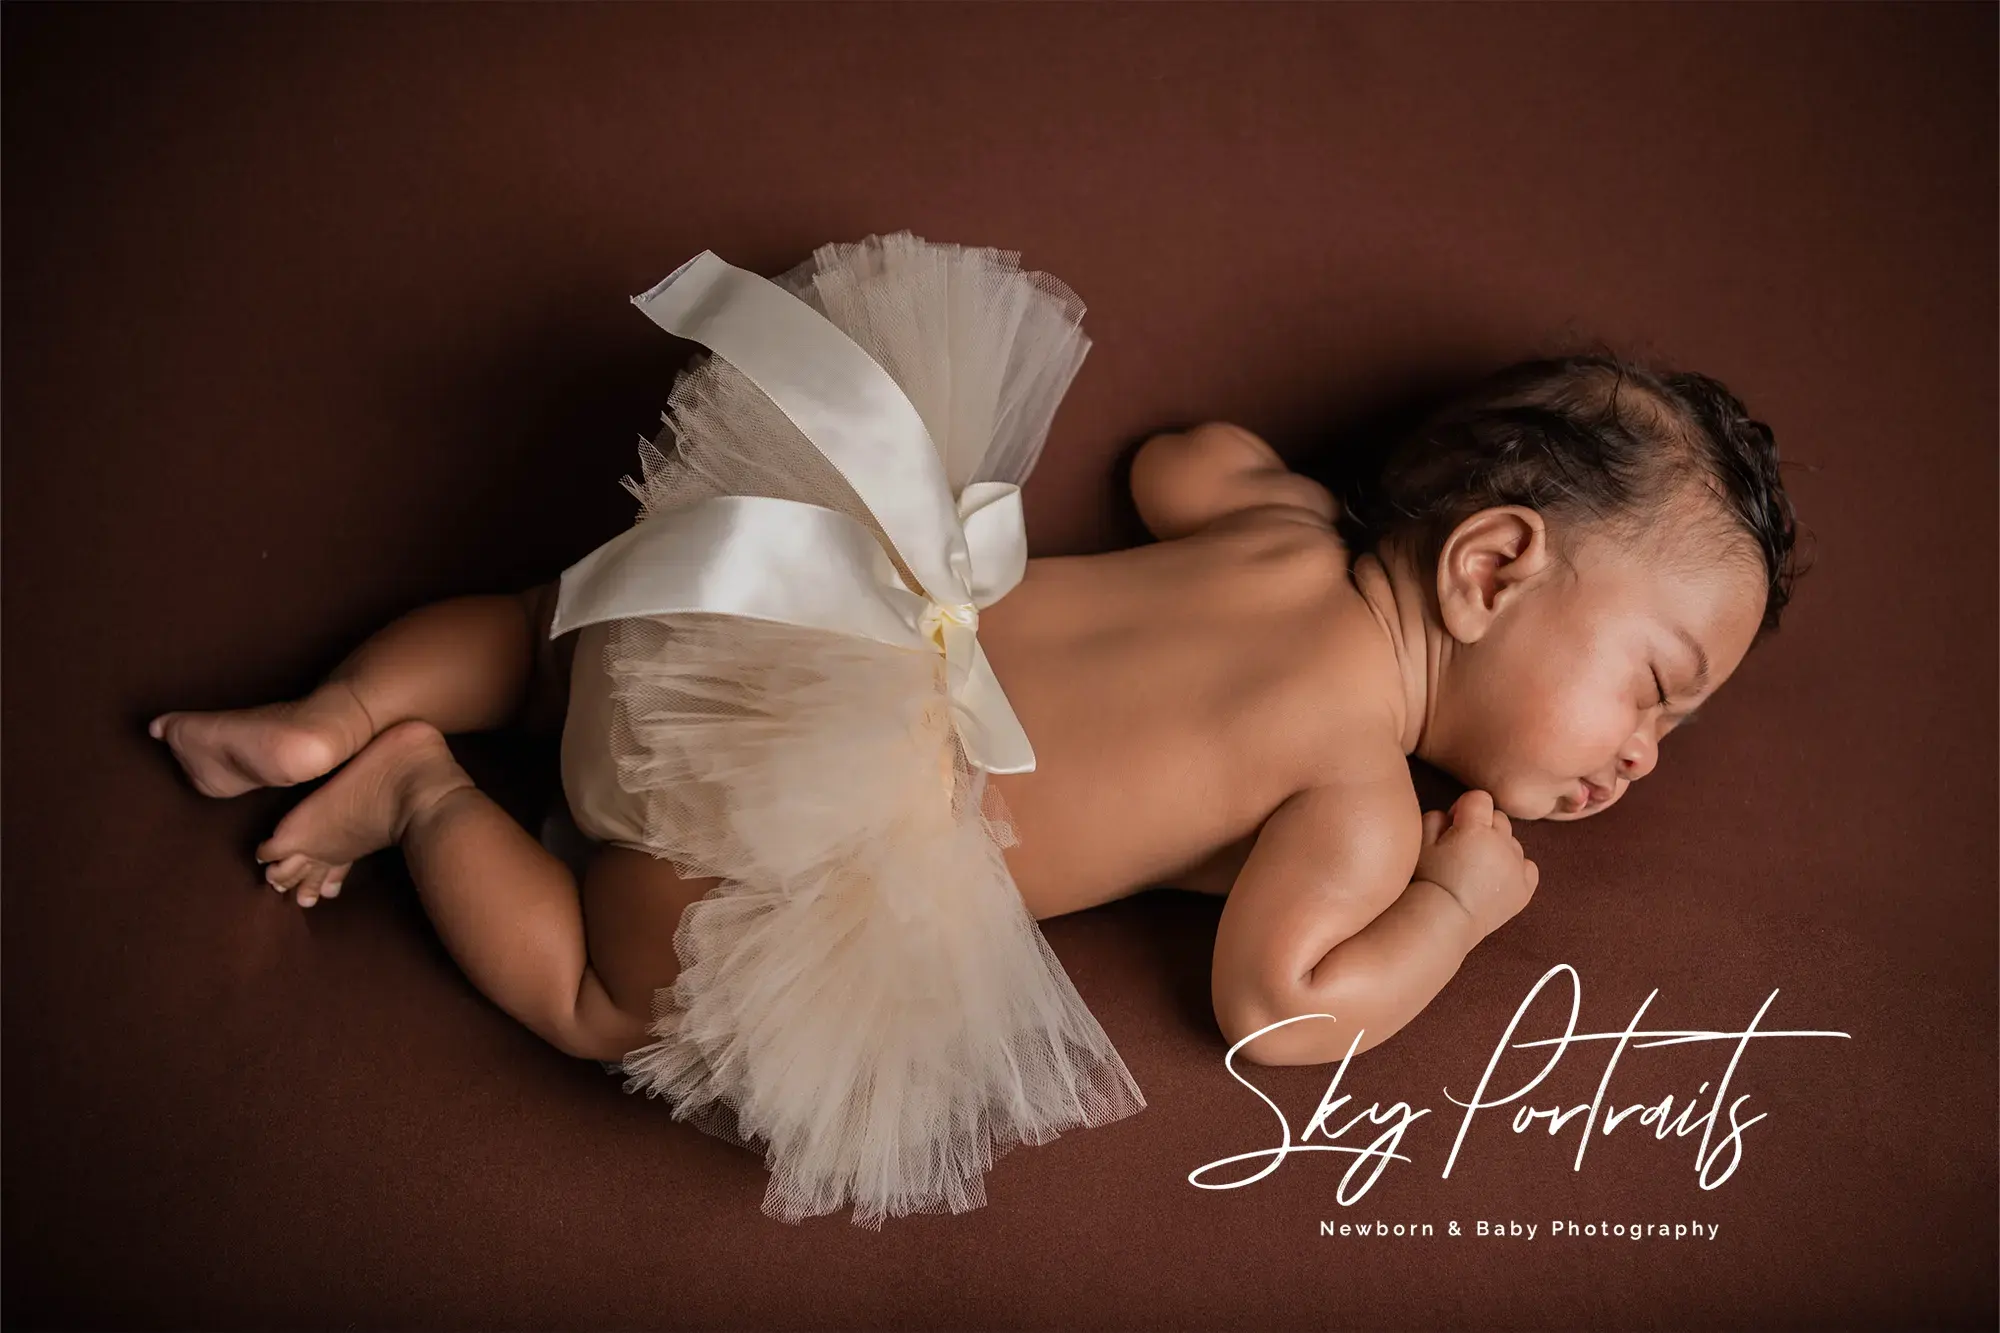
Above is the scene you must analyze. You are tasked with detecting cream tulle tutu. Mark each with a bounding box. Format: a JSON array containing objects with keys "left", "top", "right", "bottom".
[{"left": 548, "top": 232, "right": 1146, "bottom": 1229}]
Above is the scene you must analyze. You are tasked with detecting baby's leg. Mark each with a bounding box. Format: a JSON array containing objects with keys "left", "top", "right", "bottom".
[
  {"left": 151, "top": 587, "right": 562, "bottom": 799},
  {"left": 256, "top": 716, "right": 649, "bottom": 1061},
  {"left": 577, "top": 841, "right": 721, "bottom": 1019}
]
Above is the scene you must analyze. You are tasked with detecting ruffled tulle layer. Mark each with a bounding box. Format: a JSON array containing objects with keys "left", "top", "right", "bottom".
[{"left": 571, "top": 233, "right": 1145, "bottom": 1227}]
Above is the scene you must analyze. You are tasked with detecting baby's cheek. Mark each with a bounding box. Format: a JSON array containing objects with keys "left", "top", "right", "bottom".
[
  {"left": 1504, "top": 696, "right": 1572, "bottom": 774},
  {"left": 1536, "top": 686, "right": 1618, "bottom": 762}
]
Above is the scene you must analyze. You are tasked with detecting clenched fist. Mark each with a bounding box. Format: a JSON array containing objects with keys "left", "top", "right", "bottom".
[{"left": 1415, "top": 789, "right": 1540, "bottom": 941}]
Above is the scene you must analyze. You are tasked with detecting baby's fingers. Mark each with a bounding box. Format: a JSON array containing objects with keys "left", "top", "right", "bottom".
[
  {"left": 1524, "top": 859, "right": 1540, "bottom": 893},
  {"left": 1422, "top": 809, "right": 1447, "bottom": 845},
  {"left": 1491, "top": 809, "right": 1512, "bottom": 838},
  {"left": 1450, "top": 789, "right": 1495, "bottom": 829}
]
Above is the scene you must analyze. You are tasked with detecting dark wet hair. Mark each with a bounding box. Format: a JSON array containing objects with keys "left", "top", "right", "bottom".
[{"left": 1305, "top": 349, "right": 1810, "bottom": 638}]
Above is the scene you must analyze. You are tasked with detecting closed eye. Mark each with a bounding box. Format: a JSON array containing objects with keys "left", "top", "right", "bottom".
[{"left": 1653, "top": 669, "right": 1700, "bottom": 731}]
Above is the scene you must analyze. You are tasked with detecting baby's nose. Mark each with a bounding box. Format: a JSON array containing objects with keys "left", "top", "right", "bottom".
[{"left": 1619, "top": 740, "right": 1658, "bottom": 782}]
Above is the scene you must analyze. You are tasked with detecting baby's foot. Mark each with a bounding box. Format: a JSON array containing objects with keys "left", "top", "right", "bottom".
[
  {"left": 149, "top": 682, "right": 375, "bottom": 799},
  {"left": 256, "top": 719, "right": 472, "bottom": 908}
]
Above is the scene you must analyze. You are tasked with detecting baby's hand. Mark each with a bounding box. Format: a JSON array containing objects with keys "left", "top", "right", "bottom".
[{"left": 1414, "top": 790, "right": 1540, "bottom": 940}]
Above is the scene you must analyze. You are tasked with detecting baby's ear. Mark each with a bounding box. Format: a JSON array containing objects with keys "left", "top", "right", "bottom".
[{"left": 1435, "top": 505, "right": 1551, "bottom": 642}]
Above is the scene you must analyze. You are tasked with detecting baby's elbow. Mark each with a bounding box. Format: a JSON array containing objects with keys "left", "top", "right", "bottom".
[
  {"left": 1213, "top": 990, "right": 1277, "bottom": 1064},
  {"left": 1212, "top": 982, "right": 1358, "bottom": 1068},
  {"left": 1214, "top": 969, "right": 1384, "bottom": 1067}
]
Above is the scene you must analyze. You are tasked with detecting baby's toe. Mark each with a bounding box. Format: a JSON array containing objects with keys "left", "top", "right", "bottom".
[
  {"left": 264, "top": 853, "right": 312, "bottom": 893},
  {"left": 256, "top": 815, "right": 310, "bottom": 865},
  {"left": 296, "top": 864, "right": 338, "bottom": 907}
]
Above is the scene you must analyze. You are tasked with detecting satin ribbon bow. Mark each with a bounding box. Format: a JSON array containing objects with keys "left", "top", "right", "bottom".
[{"left": 546, "top": 249, "right": 1037, "bottom": 775}]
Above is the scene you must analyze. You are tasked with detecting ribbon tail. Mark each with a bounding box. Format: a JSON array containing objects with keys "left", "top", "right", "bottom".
[
  {"left": 952, "top": 637, "right": 1037, "bottom": 774},
  {"left": 550, "top": 494, "right": 928, "bottom": 653},
  {"left": 957, "top": 482, "right": 1028, "bottom": 607},
  {"left": 631, "top": 250, "right": 974, "bottom": 614}
]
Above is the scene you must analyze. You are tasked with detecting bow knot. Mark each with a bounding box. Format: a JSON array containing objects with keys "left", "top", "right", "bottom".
[
  {"left": 919, "top": 599, "right": 979, "bottom": 649},
  {"left": 548, "top": 248, "right": 1040, "bottom": 776}
]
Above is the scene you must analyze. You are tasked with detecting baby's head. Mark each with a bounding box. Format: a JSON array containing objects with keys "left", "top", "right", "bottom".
[{"left": 1328, "top": 352, "right": 1807, "bottom": 821}]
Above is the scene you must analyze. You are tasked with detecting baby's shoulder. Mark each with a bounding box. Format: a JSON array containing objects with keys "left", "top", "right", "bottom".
[{"left": 1283, "top": 564, "right": 1413, "bottom": 790}]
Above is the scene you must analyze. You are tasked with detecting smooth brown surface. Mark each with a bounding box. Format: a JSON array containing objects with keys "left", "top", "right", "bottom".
[{"left": 5, "top": 4, "right": 1993, "bottom": 1329}]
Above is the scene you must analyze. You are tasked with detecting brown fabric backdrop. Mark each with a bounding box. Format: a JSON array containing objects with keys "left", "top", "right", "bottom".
[{"left": 5, "top": 3, "right": 1993, "bottom": 1329}]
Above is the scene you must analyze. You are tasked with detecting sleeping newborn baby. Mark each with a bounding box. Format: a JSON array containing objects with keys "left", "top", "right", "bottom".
[
  {"left": 976, "top": 360, "right": 1798, "bottom": 1066},
  {"left": 147, "top": 236, "right": 1803, "bottom": 1226}
]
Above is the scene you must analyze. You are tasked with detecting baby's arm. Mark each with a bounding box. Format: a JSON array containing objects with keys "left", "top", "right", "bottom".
[
  {"left": 1211, "top": 780, "right": 1536, "bottom": 1065},
  {"left": 1129, "top": 422, "right": 1338, "bottom": 541}
]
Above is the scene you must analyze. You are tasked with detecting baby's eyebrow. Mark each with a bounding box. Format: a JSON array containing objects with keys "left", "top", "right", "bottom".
[{"left": 1673, "top": 626, "right": 1712, "bottom": 698}]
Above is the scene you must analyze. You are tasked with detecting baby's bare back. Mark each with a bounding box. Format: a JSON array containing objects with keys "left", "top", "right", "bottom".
[{"left": 980, "top": 519, "right": 1402, "bottom": 919}]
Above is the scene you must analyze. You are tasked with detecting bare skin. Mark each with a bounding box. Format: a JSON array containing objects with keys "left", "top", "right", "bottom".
[
  {"left": 978, "top": 521, "right": 1387, "bottom": 916},
  {"left": 152, "top": 588, "right": 644, "bottom": 1061},
  {"left": 147, "top": 526, "right": 1348, "bottom": 1039},
  {"left": 149, "top": 423, "right": 1768, "bottom": 1070}
]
